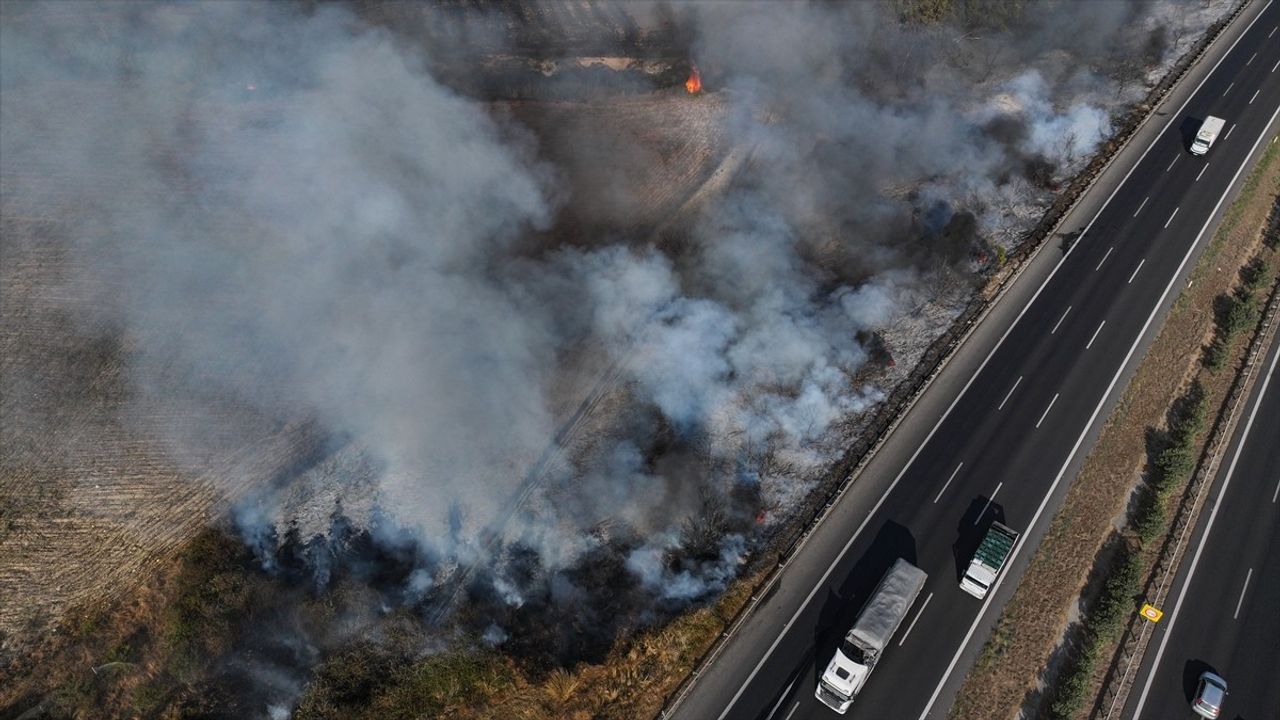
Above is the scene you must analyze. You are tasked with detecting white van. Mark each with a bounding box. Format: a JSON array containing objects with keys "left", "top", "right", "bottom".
[{"left": 1191, "top": 116, "right": 1226, "bottom": 155}]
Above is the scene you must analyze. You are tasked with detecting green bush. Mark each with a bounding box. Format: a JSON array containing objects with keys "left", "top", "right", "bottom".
[
  {"left": 1136, "top": 492, "right": 1166, "bottom": 546},
  {"left": 1149, "top": 382, "right": 1210, "bottom": 493},
  {"left": 1090, "top": 546, "right": 1142, "bottom": 646},
  {"left": 1242, "top": 257, "right": 1272, "bottom": 292},
  {"left": 1048, "top": 648, "right": 1095, "bottom": 720},
  {"left": 1047, "top": 543, "right": 1145, "bottom": 719},
  {"left": 1153, "top": 444, "right": 1196, "bottom": 491},
  {"left": 1203, "top": 339, "right": 1228, "bottom": 371},
  {"left": 1225, "top": 290, "right": 1259, "bottom": 336},
  {"left": 1176, "top": 382, "right": 1209, "bottom": 441}
]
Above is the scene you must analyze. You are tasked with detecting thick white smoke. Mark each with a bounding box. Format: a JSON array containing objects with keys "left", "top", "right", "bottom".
[{"left": 1, "top": 1, "right": 1235, "bottom": 699}]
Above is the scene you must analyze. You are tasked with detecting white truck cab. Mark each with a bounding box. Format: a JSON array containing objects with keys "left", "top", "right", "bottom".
[{"left": 815, "top": 559, "right": 927, "bottom": 713}]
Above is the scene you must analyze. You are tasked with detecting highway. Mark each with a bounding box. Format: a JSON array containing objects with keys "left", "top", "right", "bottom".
[
  {"left": 1123, "top": 326, "right": 1280, "bottom": 719},
  {"left": 668, "top": 4, "right": 1280, "bottom": 720}
]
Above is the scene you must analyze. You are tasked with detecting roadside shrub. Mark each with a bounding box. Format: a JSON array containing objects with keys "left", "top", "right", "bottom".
[
  {"left": 1242, "top": 257, "right": 1272, "bottom": 292},
  {"left": 1135, "top": 492, "right": 1166, "bottom": 546},
  {"left": 1224, "top": 290, "right": 1259, "bottom": 336},
  {"left": 1202, "top": 338, "right": 1228, "bottom": 370},
  {"left": 1177, "top": 381, "right": 1209, "bottom": 440},
  {"left": 1048, "top": 649, "right": 1094, "bottom": 720},
  {"left": 1149, "top": 381, "right": 1209, "bottom": 493},
  {"left": 1090, "top": 546, "right": 1143, "bottom": 646},
  {"left": 1152, "top": 443, "right": 1196, "bottom": 491},
  {"left": 1048, "top": 542, "right": 1145, "bottom": 719}
]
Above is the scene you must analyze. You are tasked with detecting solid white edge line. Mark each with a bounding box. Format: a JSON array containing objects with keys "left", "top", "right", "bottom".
[
  {"left": 1135, "top": 196, "right": 1150, "bottom": 216},
  {"left": 1051, "top": 306, "right": 1072, "bottom": 334},
  {"left": 973, "top": 483, "right": 1004, "bottom": 525},
  {"left": 1233, "top": 568, "right": 1253, "bottom": 619},
  {"left": 1036, "top": 393, "right": 1060, "bottom": 428},
  {"left": 1128, "top": 259, "right": 1146, "bottom": 284},
  {"left": 1196, "top": 162, "right": 1210, "bottom": 181},
  {"left": 712, "top": 7, "right": 1273, "bottom": 716},
  {"left": 934, "top": 463, "right": 965, "bottom": 504},
  {"left": 920, "top": 101, "right": 1280, "bottom": 720},
  {"left": 899, "top": 592, "right": 934, "bottom": 647},
  {"left": 997, "top": 376, "right": 1023, "bottom": 410},
  {"left": 1164, "top": 206, "right": 1179, "bottom": 228},
  {"left": 1097, "top": 245, "right": 1115, "bottom": 270},
  {"left": 1251, "top": 88, "right": 1261, "bottom": 104},
  {"left": 1115, "top": 112, "right": 1280, "bottom": 720}
]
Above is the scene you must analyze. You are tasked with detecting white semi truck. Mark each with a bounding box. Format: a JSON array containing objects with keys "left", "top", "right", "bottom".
[
  {"left": 1191, "top": 116, "right": 1226, "bottom": 155},
  {"left": 960, "top": 522, "right": 1019, "bottom": 599},
  {"left": 815, "top": 558, "right": 928, "bottom": 714}
]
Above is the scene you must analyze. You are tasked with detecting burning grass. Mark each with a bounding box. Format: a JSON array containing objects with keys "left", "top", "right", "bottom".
[{"left": 951, "top": 136, "right": 1280, "bottom": 720}]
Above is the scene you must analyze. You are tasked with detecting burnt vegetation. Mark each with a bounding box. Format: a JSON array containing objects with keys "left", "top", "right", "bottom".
[{"left": 0, "top": 0, "right": 1243, "bottom": 717}]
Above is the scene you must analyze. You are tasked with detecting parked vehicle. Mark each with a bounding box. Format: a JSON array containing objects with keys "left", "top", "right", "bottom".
[{"left": 815, "top": 558, "right": 928, "bottom": 714}]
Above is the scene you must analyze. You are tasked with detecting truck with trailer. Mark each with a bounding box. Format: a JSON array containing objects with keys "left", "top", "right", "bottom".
[
  {"left": 815, "top": 558, "right": 928, "bottom": 714},
  {"left": 1190, "top": 116, "right": 1226, "bottom": 155},
  {"left": 960, "top": 521, "right": 1019, "bottom": 599}
]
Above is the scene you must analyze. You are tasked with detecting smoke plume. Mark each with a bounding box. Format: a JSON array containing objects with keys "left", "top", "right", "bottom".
[{"left": 1, "top": 0, "right": 1233, "bottom": 712}]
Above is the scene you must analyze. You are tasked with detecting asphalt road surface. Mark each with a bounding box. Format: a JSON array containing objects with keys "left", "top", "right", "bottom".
[
  {"left": 669, "top": 4, "right": 1280, "bottom": 720},
  {"left": 1123, "top": 325, "right": 1280, "bottom": 720}
]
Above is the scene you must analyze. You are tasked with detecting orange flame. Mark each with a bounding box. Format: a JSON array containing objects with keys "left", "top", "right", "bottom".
[{"left": 685, "top": 65, "right": 702, "bottom": 94}]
